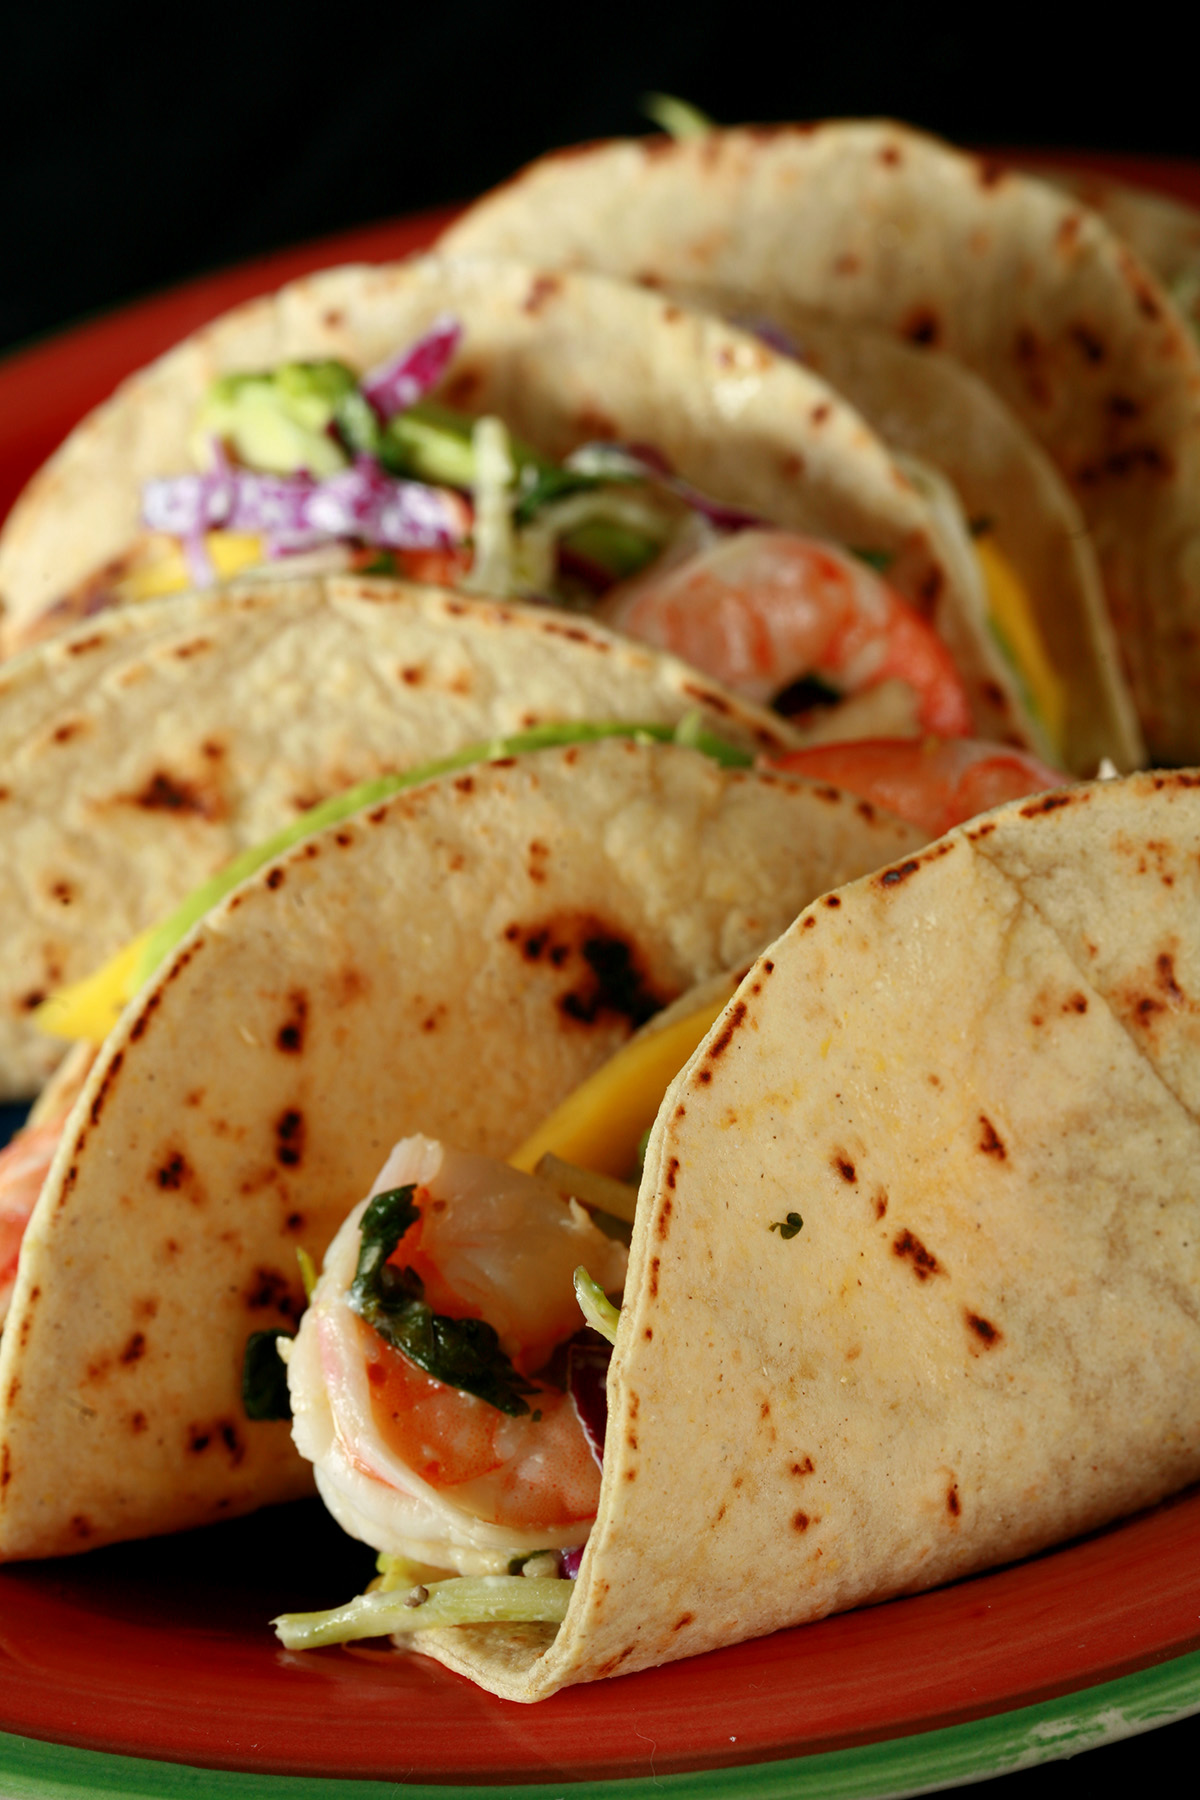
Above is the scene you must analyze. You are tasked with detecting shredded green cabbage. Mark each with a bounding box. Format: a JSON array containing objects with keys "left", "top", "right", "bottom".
[
  {"left": 573, "top": 1267, "right": 620, "bottom": 1344},
  {"left": 274, "top": 1574, "right": 572, "bottom": 1648}
]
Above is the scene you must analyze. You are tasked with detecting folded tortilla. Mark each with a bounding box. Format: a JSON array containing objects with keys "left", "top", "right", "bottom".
[
  {"left": 0, "top": 573, "right": 800, "bottom": 1099},
  {"left": 0, "top": 736, "right": 922, "bottom": 1559},
  {"left": 403, "top": 766, "right": 1200, "bottom": 1699},
  {"left": 0, "top": 254, "right": 1035, "bottom": 751},
  {"left": 442, "top": 122, "right": 1200, "bottom": 763}
]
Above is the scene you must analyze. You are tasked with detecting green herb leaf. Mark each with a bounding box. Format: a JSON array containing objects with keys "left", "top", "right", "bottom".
[
  {"left": 850, "top": 547, "right": 895, "bottom": 575},
  {"left": 769, "top": 1212, "right": 804, "bottom": 1240},
  {"left": 347, "top": 1186, "right": 538, "bottom": 1417},
  {"left": 242, "top": 1328, "right": 294, "bottom": 1420}
]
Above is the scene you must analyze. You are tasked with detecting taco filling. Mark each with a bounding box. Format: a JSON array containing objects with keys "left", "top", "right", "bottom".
[{"left": 27, "top": 313, "right": 982, "bottom": 745}]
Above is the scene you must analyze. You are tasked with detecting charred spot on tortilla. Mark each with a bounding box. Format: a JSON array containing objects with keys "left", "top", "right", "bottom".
[
  {"left": 51, "top": 718, "right": 87, "bottom": 745},
  {"left": 16, "top": 989, "right": 45, "bottom": 1014},
  {"left": 947, "top": 1483, "right": 962, "bottom": 1519},
  {"left": 154, "top": 1150, "right": 192, "bottom": 1191},
  {"left": 902, "top": 307, "right": 941, "bottom": 348},
  {"left": 188, "top": 1419, "right": 246, "bottom": 1465},
  {"left": 128, "top": 770, "right": 225, "bottom": 818},
  {"left": 978, "top": 1117, "right": 1007, "bottom": 1160},
  {"left": 873, "top": 1189, "right": 888, "bottom": 1220},
  {"left": 119, "top": 1332, "right": 146, "bottom": 1366},
  {"left": 648, "top": 1258, "right": 660, "bottom": 1299},
  {"left": 1070, "top": 323, "right": 1107, "bottom": 365},
  {"left": 244, "top": 1267, "right": 301, "bottom": 1319},
  {"left": 129, "top": 1411, "right": 147, "bottom": 1434},
  {"left": 832, "top": 1154, "right": 856, "bottom": 1182},
  {"left": 275, "top": 1109, "right": 306, "bottom": 1168},
  {"left": 276, "top": 993, "right": 308, "bottom": 1054},
  {"left": 877, "top": 859, "right": 921, "bottom": 889},
  {"left": 966, "top": 1311, "right": 1003, "bottom": 1349},
  {"left": 86, "top": 1049, "right": 124, "bottom": 1127},
  {"left": 892, "top": 1229, "right": 942, "bottom": 1281},
  {"left": 656, "top": 1198, "right": 673, "bottom": 1245},
  {"left": 1063, "top": 992, "right": 1089, "bottom": 1015},
  {"left": 792, "top": 1510, "right": 812, "bottom": 1532},
  {"left": 523, "top": 274, "right": 562, "bottom": 315},
  {"left": 70, "top": 1515, "right": 92, "bottom": 1540},
  {"left": 440, "top": 367, "right": 483, "bottom": 409},
  {"left": 1155, "top": 953, "right": 1186, "bottom": 1002}
]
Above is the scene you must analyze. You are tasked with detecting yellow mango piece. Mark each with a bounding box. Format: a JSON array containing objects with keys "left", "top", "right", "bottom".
[
  {"left": 975, "top": 535, "right": 1066, "bottom": 755},
  {"left": 120, "top": 532, "right": 264, "bottom": 602},
  {"left": 508, "top": 996, "right": 730, "bottom": 1179},
  {"left": 32, "top": 930, "right": 155, "bottom": 1045}
]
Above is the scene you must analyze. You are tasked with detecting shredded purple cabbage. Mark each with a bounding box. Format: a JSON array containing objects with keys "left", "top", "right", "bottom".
[
  {"left": 361, "top": 314, "right": 462, "bottom": 421},
  {"left": 143, "top": 449, "right": 467, "bottom": 576},
  {"left": 559, "top": 1545, "right": 586, "bottom": 1580},
  {"left": 566, "top": 1337, "right": 611, "bottom": 1473}
]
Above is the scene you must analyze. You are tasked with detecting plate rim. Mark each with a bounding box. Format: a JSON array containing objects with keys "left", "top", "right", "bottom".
[
  {"left": 2, "top": 1650, "right": 1199, "bottom": 1798},
  {"left": 3, "top": 145, "right": 1200, "bottom": 1800}
]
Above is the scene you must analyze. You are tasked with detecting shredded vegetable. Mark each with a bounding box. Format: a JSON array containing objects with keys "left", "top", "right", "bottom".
[{"left": 273, "top": 1575, "right": 572, "bottom": 1648}]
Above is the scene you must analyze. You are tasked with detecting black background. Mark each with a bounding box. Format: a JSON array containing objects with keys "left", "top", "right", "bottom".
[
  {"left": 4, "top": 3, "right": 1200, "bottom": 1792},
  {"left": 4, "top": 0, "right": 1200, "bottom": 358}
]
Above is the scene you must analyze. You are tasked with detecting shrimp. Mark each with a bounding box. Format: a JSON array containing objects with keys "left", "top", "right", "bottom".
[
  {"left": 287, "top": 1135, "right": 627, "bottom": 1574},
  {"left": 598, "top": 527, "right": 974, "bottom": 738},
  {"left": 0, "top": 1123, "right": 64, "bottom": 1327},
  {"left": 767, "top": 736, "right": 1068, "bottom": 837}
]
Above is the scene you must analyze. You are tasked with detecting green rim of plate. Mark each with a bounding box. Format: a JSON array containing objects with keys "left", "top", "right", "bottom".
[{"left": 2, "top": 1649, "right": 1199, "bottom": 1800}]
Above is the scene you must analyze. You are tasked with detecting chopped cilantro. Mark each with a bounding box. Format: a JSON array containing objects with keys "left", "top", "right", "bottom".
[
  {"left": 769, "top": 1212, "right": 804, "bottom": 1240},
  {"left": 242, "top": 1328, "right": 294, "bottom": 1420},
  {"left": 348, "top": 1186, "right": 538, "bottom": 1417}
]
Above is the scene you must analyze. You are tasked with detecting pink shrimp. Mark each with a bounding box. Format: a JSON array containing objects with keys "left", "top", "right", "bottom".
[
  {"left": 768, "top": 736, "right": 1069, "bottom": 836},
  {"left": 0, "top": 1123, "right": 63, "bottom": 1327},
  {"left": 598, "top": 528, "right": 974, "bottom": 737},
  {"left": 357, "top": 1321, "right": 601, "bottom": 1531},
  {"left": 289, "top": 1136, "right": 627, "bottom": 1565}
]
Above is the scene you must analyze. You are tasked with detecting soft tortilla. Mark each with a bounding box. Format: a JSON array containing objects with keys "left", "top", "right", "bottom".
[
  {"left": 443, "top": 123, "right": 1200, "bottom": 763},
  {"left": 409, "top": 766, "right": 1200, "bottom": 1698},
  {"left": 0, "top": 573, "right": 799, "bottom": 1099},
  {"left": 0, "top": 737, "right": 922, "bottom": 1560},
  {"left": 0, "top": 255, "right": 1034, "bottom": 753}
]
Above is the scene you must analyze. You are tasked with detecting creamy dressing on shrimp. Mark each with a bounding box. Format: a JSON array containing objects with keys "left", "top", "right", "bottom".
[{"left": 288, "top": 1135, "right": 627, "bottom": 1575}]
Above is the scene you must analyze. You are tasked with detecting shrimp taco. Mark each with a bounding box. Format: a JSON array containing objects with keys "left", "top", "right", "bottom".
[
  {"left": 442, "top": 121, "right": 1200, "bottom": 764},
  {"left": 0, "top": 734, "right": 924, "bottom": 1560},
  {"left": 273, "top": 766, "right": 1200, "bottom": 1701},
  {"left": 0, "top": 570, "right": 801, "bottom": 1101},
  {"left": 0, "top": 254, "right": 1052, "bottom": 764}
]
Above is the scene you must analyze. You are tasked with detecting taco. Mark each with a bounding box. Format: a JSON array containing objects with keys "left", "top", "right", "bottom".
[
  {"left": 0, "top": 572, "right": 800, "bottom": 1100},
  {"left": 1031, "top": 163, "right": 1200, "bottom": 345},
  {"left": 0, "top": 734, "right": 923, "bottom": 1560},
  {"left": 0, "top": 254, "right": 1052, "bottom": 763},
  {"left": 273, "top": 766, "right": 1200, "bottom": 1701},
  {"left": 441, "top": 121, "right": 1200, "bottom": 764}
]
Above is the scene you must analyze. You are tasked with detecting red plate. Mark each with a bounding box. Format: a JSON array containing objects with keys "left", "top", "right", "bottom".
[{"left": 2, "top": 154, "right": 1200, "bottom": 1800}]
